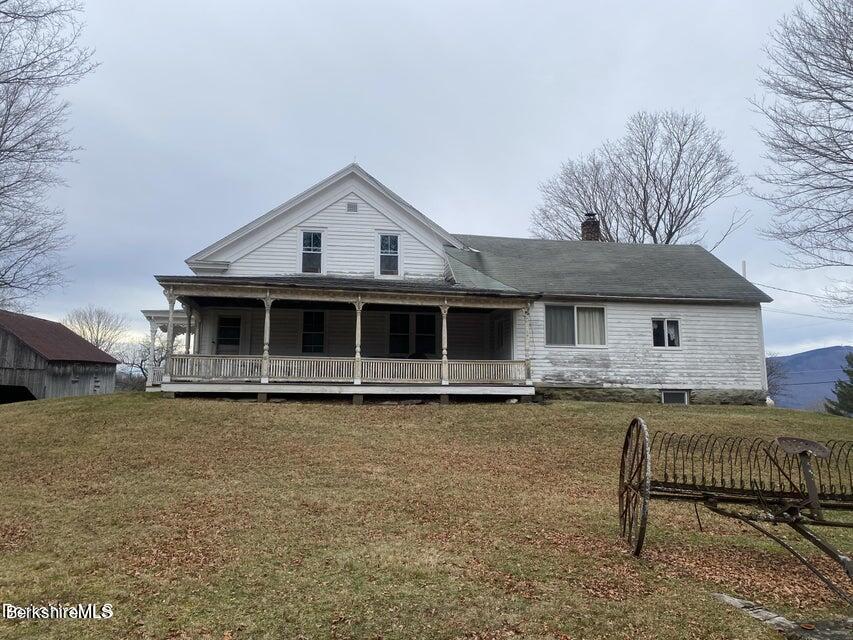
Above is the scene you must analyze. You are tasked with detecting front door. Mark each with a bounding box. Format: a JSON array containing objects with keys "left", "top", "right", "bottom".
[{"left": 215, "top": 316, "right": 241, "bottom": 355}]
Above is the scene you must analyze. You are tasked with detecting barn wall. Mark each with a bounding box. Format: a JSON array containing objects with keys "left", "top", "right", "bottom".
[
  {"left": 44, "top": 363, "right": 116, "bottom": 399},
  {"left": 0, "top": 328, "right": 47, "bottom": 399}
]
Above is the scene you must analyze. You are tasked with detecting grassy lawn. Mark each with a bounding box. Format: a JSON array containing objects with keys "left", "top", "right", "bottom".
[{"left": 0, "top": 394, "right": 850, "bottom": 639}]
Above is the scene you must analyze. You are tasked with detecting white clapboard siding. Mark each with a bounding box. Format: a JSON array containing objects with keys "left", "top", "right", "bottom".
[
  {"left": 227, "top": 194, "right": 446, "bottom": 278},
  {"left": 513, "top": 300, "right": 765, "bottom": 390}
]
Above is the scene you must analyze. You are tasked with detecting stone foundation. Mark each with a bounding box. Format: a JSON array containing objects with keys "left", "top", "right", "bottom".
[{"left": 538, "top": 386, "right": 767, "bottom": 406}]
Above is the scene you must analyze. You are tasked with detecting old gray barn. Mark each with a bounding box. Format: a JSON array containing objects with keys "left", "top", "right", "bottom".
[{"left": 0, "top": 309, "right": 118, "bottom": 402}]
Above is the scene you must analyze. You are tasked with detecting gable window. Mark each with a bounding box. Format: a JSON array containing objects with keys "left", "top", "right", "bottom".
[
  {"left": 301, "top": 311, "right": 324, "bottom": 353},
  {"left": 346, "top": 202, "right": 358, "bottom": 213},
  {"left": 545, "top": 305, "right": 606, "bottom": 346},
  {"left": 379, "top": 234, "right": 399, "bottom": 275},
  {"left": 414, "top": 314, "right": 436, "bottom": 355},
  {"left": 652, "top": 318, "right": 680, "bottom": 347},
  {"left": 301, "top": 231, "right": 322, "bottom": 273},
  {"left": 389, "top": 313, "right": 410, "bottom": 355}
]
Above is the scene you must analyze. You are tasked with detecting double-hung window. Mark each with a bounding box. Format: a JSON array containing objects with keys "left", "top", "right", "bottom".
[
  {"left": 301, "top": 231, "right": 322, "bottom": 273},
  {"left": 389, "top": 313, "right": 410, "bottom": 355},
  {"left": 545, "top": 305, "right": 606, "bottom": 346},
  {"left": 302, "top": 311, "right": 324, "bottom": 353},
  {"left": 652, "top": 318, "right": 680, "bottom": 347},
  {"left": 414, "top": 314, "right": 436, "bottom": 355},
  {"left": 379, "top": 234, "right": 399, "bottom": 275}
]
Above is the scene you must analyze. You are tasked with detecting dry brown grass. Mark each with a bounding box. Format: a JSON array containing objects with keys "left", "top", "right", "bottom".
[{"left": 0, "top": 393, "right": 849, "bottom": 639}]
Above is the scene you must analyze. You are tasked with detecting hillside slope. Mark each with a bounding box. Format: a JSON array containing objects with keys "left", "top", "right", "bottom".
[
  {"left": 771, "top": 345, "right": 852, "bottom": 410},
  {"left": 0, "top": 394, "right": 850, "bottom": 639}
]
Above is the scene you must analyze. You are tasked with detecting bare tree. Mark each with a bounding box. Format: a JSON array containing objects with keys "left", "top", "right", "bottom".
[
  {"left": 532, "top": 111, "right": 746, "bottom": 248},
  {"left": 117, "top": 332, "right": 174, "bottom": 380},
  {"left": 0, "top": 1, "right": 95, "bottom": 309},
  {"left": 765, "top": 353, "right": 789, "bottom": 400},
  {"left": 754, "top": 0, "right": 853, "bottom": 303},
  {"left": 63, "top": 304, "right": 127, "bottom": 355}
]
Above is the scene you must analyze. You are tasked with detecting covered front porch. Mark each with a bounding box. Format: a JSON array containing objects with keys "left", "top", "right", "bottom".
[{"left": 149, "top": 277, "right": 535, "bottom": 396}]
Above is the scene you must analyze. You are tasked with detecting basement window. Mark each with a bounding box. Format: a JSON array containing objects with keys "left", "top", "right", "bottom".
[
  {"left": 661, "top": 390, "right": 689, "bottom": 405},
  {"left": 346, "top": 202, "right": 358, "bottom": 213},
  {"left": 652, "top": 318, "right": 680, "bottom": 347}
]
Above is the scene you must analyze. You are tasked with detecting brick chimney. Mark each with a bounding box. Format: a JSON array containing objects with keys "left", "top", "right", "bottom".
[{"left": 581, "top": 212, "right": 601, "bottom": 241}]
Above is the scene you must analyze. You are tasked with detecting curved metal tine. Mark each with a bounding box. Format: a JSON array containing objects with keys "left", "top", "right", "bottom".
[
  {"left": 719, "top": 437, "right": 738, "bottom": 489},
  {"left": 650, "top": 430, "right": 666, "bottom": 483},
  {"left": 746, "top": 438, "right": 768, "bottom": 493},
  {"left": 687, "top": 433, "right": 702, "bottom": 487},
  {"left": 661, "top": 432, "right": 676, "bottom": 483},
  {"left": 766, "top": 441, "right": 807, "bottom": 499},
  {"left": 707, "top": 436, "right": 724, "bottom": 488},
  {"left": 733, "top": 437, "right": 747, "bottom": 489},
  {"left": 698, "top": 434, "right": 712, "bottom": 488},
  {"left": 674, "top": 434, "right": 690, "bottom": 485}
]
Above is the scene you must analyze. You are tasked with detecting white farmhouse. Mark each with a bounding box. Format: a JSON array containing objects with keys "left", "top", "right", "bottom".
[{"left": 144, "top": 164, "right": 771, "bottom": 404}]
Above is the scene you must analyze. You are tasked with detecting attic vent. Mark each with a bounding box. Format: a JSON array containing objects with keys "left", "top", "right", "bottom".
[{"left": 346, "top": 202, "right": 358, "bottom": 213}]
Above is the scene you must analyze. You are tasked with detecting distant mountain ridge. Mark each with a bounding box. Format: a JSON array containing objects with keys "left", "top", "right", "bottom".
[{"left": 770, "top": 345, "right": 852, "bottom": 410}]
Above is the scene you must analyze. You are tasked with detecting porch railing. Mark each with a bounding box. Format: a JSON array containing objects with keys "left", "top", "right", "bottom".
[
  {"left": 167, "top": 354, "right": 528, "bottom": 385},
  {"left": 448, "top": 359, "right": 527, "bottom": 384},
  {"left": 148, "top": 366, "right": 164, "bottom": 386},
  {"left": 268, "top": 356, "right": 355, "bottom": 382},
  {"left": 171, "top": 354, "right": 263, "bottom": 380},
  {"left": 362, "top": 358, "right": 443, "bottom": 383}
]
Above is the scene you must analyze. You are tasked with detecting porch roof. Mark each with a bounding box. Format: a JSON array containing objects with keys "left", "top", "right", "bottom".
[{"left": 154, "top": 274, "right": 535, "bottom": 301}]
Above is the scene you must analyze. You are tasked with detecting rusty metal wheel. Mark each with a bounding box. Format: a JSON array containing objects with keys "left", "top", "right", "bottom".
[{"left": 619, "top": 417, "right": 651, "bottom": 556}]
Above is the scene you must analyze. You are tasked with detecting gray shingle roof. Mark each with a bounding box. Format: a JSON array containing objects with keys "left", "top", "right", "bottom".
[{"left": 448, "top": 235, "right": 772, "bottom": 303}]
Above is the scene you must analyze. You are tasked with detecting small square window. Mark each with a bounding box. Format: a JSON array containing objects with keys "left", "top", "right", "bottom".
[
  {"left": 346, "top": 202, "right": 358, "bottom": 213},
  {"left": 652, "top": 318, "right": 680, "bottom": 347}
]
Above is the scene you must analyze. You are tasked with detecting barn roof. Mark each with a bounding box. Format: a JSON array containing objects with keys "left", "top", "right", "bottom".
[{"left": 0, "top": 310, "right": 119, "bottom": 364}]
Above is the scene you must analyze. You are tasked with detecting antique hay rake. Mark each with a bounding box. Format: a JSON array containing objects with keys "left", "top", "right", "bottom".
[{"left": 618, "top": 418, "right": 853, "bottom": 603}]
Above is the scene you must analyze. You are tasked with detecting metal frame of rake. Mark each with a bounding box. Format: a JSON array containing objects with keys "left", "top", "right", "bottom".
[{"left": 618, "top": 417, "right": 853, "bottom": 604}]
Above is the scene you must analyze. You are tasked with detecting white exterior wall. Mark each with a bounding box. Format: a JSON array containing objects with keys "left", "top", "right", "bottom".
[
  {"left": 513, "top": 300, "right": 766, "bottom": 390},
  {"left": 221, "top": 190, "right": 447, "bottom": 279}
]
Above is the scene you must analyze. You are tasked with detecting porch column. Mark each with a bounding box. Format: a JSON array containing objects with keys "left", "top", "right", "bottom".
[
  {"left": 162, "top": 289, "right": 176, "bottom": 383},
  {"left": 147, "top": 321, "right": 157, "bottom": 387},
  {"left": 261, "top": 294, "right": 272, "bottom": 383},
  {"left": 440, "top": 303, "right": 449, "bottom": 385},
  {"left": 193, "top": 311, "right": 202, "bottom": 354},
  {"left": 183, "top": 304, "right": 192, "bottom": 354},
  {"left": 523, "top": 303, "right": 532, "bottom": 386},
  {"left": 353, "top": 297, "right": 363, "bottom": 385}
]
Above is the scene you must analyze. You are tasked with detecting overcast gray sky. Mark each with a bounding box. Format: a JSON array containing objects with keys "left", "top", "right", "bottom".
[{"left": 39, "top": 0, "right": 851, "bottom": 354}]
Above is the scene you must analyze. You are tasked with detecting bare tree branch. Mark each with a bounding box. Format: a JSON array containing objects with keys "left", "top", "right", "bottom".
[
  {"left": 0, "top": 1, "right": 95, "bottom": 309},
  {"left": 754, "top": 0, "right": 853, "bottom": 288},
  {"left": 63, "top": 304, "right": 127, "bottom": 355},
  {"left": 531, "top": 110, "right": 745, "bottom": 248}
]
